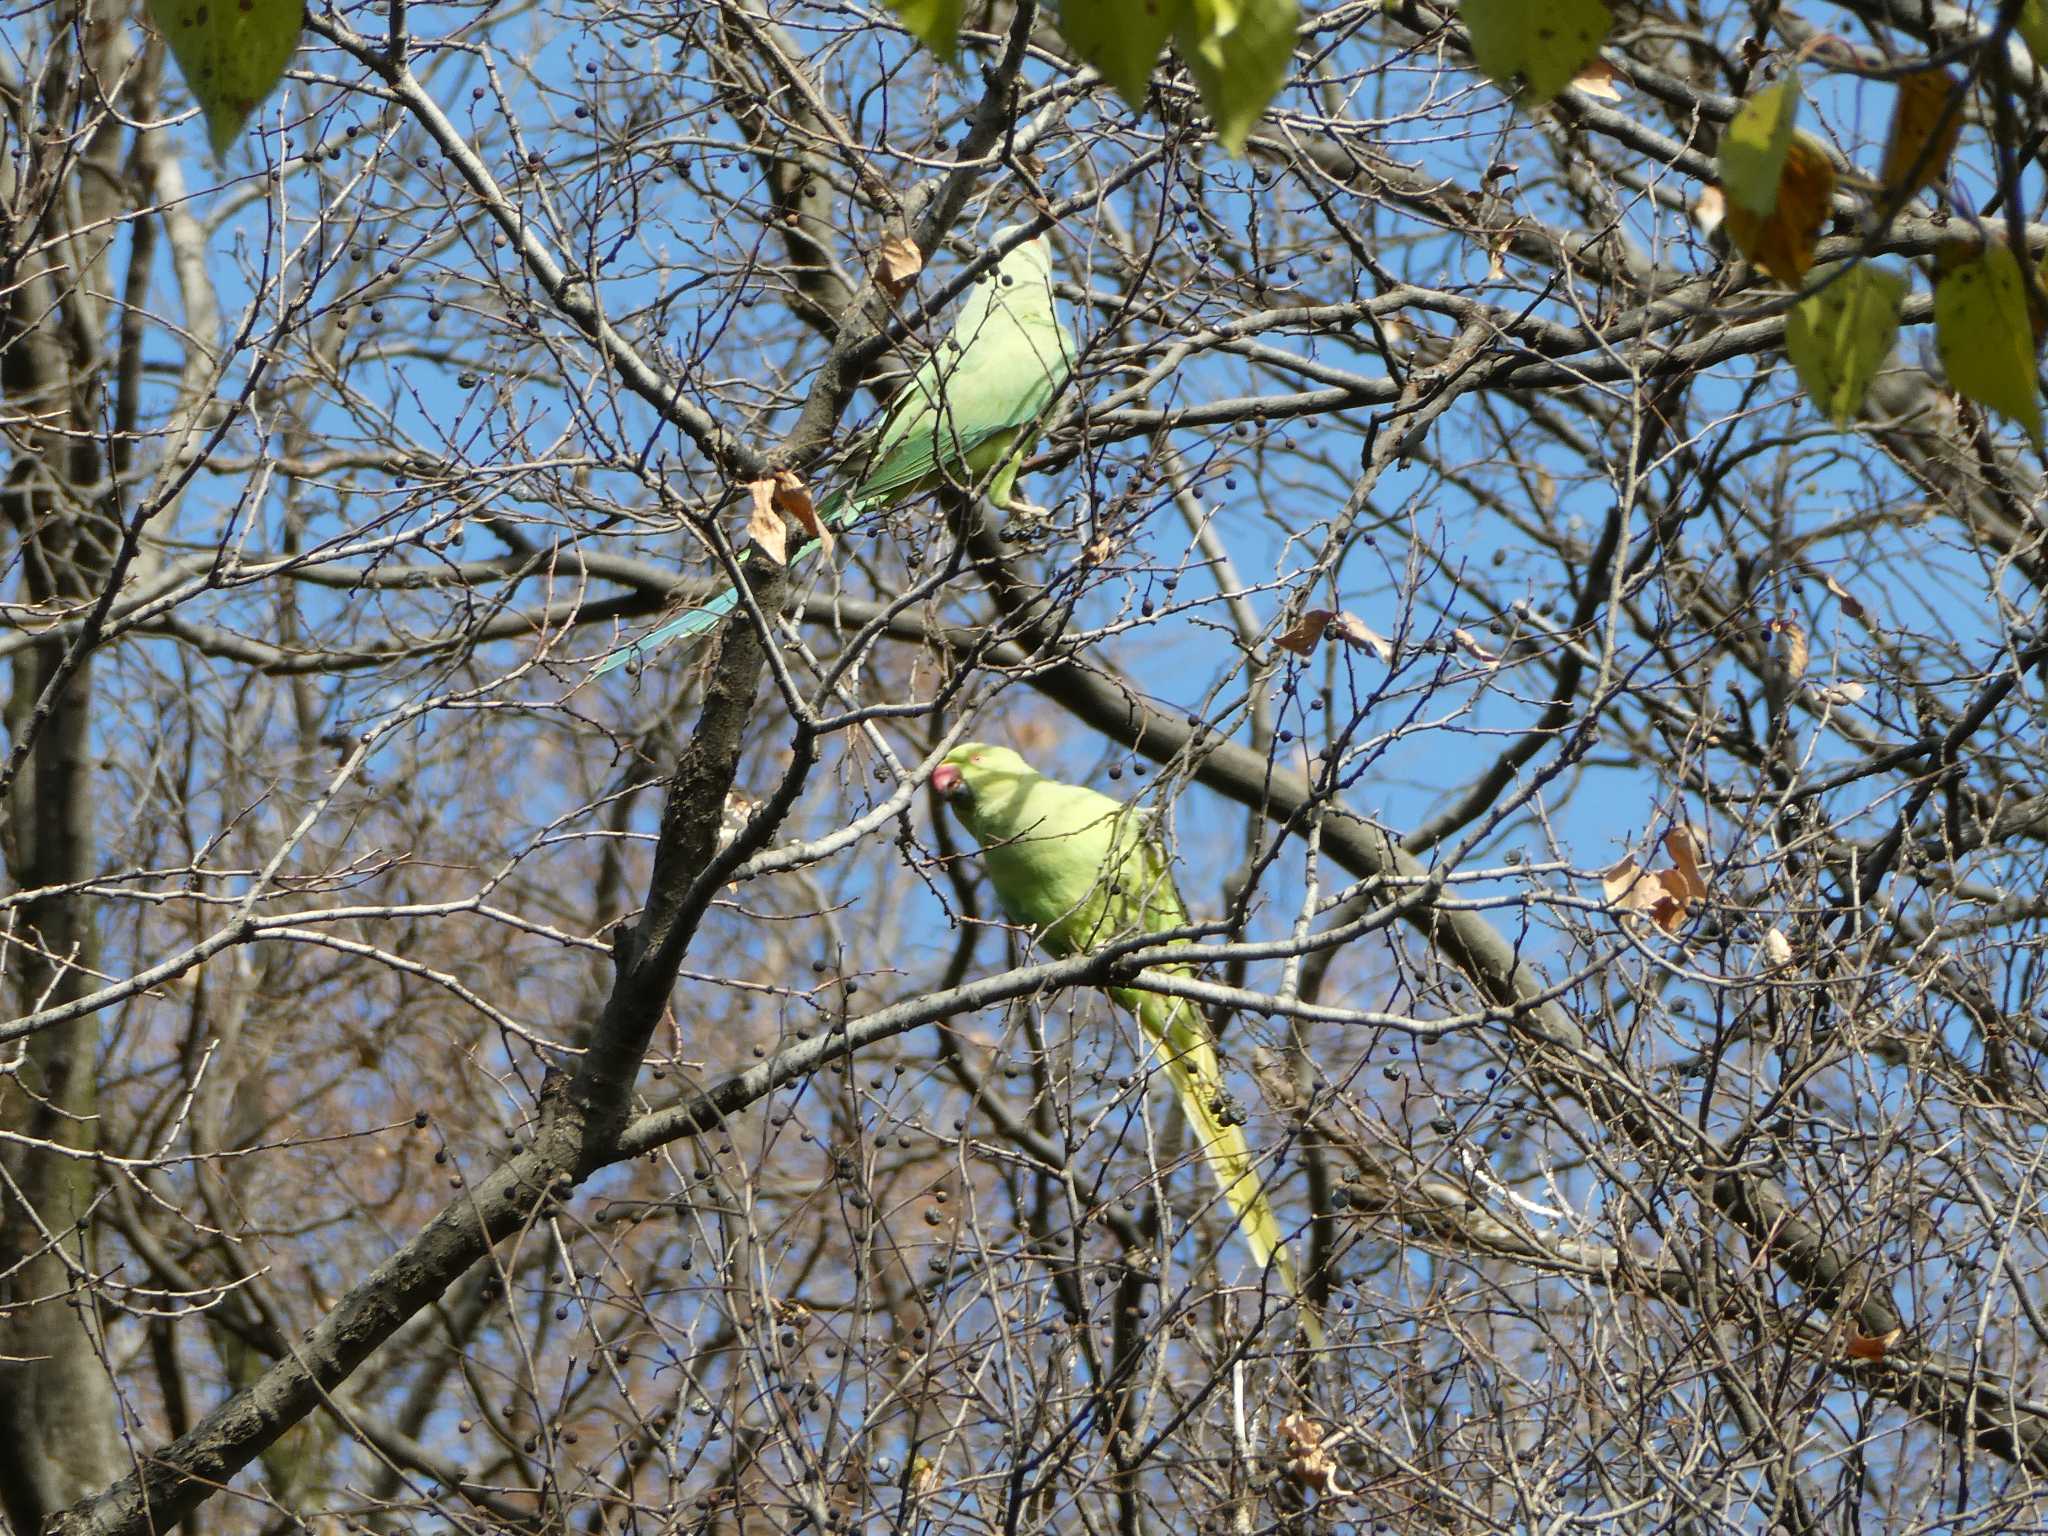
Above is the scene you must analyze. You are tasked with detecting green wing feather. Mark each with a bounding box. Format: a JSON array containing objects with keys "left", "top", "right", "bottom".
[{"left": 940, "top": 744, "right": 1324, "bottom": 1349}]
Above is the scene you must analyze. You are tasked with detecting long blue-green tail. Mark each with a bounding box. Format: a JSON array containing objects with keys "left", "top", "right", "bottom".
[{"left": 591, "top": 493, "right": 853, "bottom": 678}]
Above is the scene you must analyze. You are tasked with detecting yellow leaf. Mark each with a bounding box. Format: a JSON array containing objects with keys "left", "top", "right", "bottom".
[
  {"left": 1880, "top": 69, "right": 1963, "bottom": 200},
  {"left": 1722, "top": 132, "right": 1834, "bottom": 285},
  {"left": 883, "top": 0, "right": 963, "bottom": 61},
  {"left": 149, "top": 0, "right": 305, "bottom": 158},
  {"left": 1719, "top": 78, "right": 1802, "bottom": 216},
  {"left": 1059, "top": 0, "right": 1189, "bottom": 107},
  {"left": 1462, "top": 0, "right": 1613, "bottom": 104},
  {"left": 1783, "top": 262, "right": 1906, "bottom": 426},
  {"left": 1175, "top": 0, "right": 1300, "bottom": 156},
  {"left": 1933, "top": 241, "right": 2045, "bottom": 444},
  {"left": 2021, "top": 1, "right": 2048, "bottom": 69}
]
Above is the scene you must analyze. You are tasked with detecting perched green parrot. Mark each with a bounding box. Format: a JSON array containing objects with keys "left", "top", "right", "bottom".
[
  {"left": 932, "top": 743, "right": 1322, "bottom": 1343},
  {"left": 593, "top": 230, "right": 1074, "bottom": 676}
]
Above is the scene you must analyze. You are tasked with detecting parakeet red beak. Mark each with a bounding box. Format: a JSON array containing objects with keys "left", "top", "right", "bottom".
[{"left": 931, "top": 763, "right": 964, "bottom": 797}]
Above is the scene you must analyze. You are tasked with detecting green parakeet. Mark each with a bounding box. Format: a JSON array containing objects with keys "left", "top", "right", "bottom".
[
  {"left": 932, "top": 742, "right": 1321, "bottom": 1342},
  {"left": 593, "top": 230, "right": 1074, "bottom": 676}
]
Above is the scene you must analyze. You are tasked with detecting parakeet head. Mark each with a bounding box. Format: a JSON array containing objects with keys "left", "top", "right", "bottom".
[{"left": 931, "top": 742, "right": 1040, "bottom": 839}]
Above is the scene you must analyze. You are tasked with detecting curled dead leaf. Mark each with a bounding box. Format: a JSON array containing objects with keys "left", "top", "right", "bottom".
[
  {"left": 1452, "top": 627, "right": 1501, "bottom": 666},
  {"left": 1692, "top": 184, "right": 1728, "bottom": 237},
  {"left": 1276, "top": 1412, "right": 1350, "bottom": 1498},
  {"left": 743, "top": 471, "right": 831, "bottom": 567},
  {"left": 1812, "top": 679, "right": 1867, "bottom": 707},
  {"left": 1277, "top": 609, "right": 1395, "bottom": 662},
  {"left": 1663, "top": 823, "right": 1707, "bottom": 904},
  {"left": 875, "top": 234, "right": 924, "bottom": 300},
  {"left": 1821, "top": 572, "right": 1866, "bottom": 620},
  {"left": 1769, "top": 617, "right": 1810, "bottom": 680},
  {"left": 1603, "top": 823, "right": 1707, "bottom": 934},
  {"left": 1762, "top": 925, "right": 1794, "bottom": 969},
  {"left": 745, "top": 478, "right": 789, "bottom": 565},
  {"left": 719, "top": 789, "right": 761, "bottom": 854},
  {"left": 1276, "top": 609, "right": 1334, "bottom": 655},
  {"left": 1570, "top": 57, "right": 1625, "bottom": 99},
  {"left": 1844, "top": 1324, "right": 1905, "bottom": 1361},
  {"left": 1329, "top": 612, "right": 1395, "bottom": 662},
  {"left": 774, "top": 468, "right": 833, "bottom": 552}
]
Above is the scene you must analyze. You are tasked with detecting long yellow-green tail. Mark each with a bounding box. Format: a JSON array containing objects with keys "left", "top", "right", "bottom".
[{"left": 1131, "top": 985, "right": 1327, "bottom": 1352}]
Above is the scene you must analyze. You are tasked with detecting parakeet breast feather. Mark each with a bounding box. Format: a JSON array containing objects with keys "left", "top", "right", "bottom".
[{"left": 973, "top": 777, "right": 1188, "bottom": 957}]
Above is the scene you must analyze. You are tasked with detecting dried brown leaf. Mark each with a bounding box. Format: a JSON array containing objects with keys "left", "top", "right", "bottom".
[
  {"left": 1571, "top": 57, "right": 1626, "bottom": 99},
  {"left": 876, "top": 234, "right": 924, "bottom": 300},
  {"left": 1822, "top": 572, "right": 1866, "bottom": 619},
  {"left": 745, "top": 478, "right": 789, "bottom": 565},
  {"left": 1604, "top": 830, "right": 1704, "bottom": 934},
  {"left": 773, "top": 468, "right": 832, "bottom": 552},
  {"left": 1844, "top": 1324, "right": 1905, "bottom": 1361},
  {"left": 1275, "top": 609, "right": 1334, "bottom": 656},
  {"left": 1762, "top": 925, "right": 1794, "bottom": 969},
  {"left": 1329, "top": 611, "right": 1395, "bottom": 662},
  {"left": 1276, "top": 1412, "right": 1348, "bottom": 1498},
  {"left": 1452, "top": 627, "right": 1501, "bottom": 665},
  {"left": 1276, "top": 610, "right": 1395, "bottom": 662},
  {"left": 1664, "top": 823, "right": 1707, "bottom": 904},
  {"left": 1692, "top": 184, "right": 1728, "bottom": 236},
  {"left": 1771, "top": 617, "right": 1810, "bottom": 679},
  {"left": 1600, "top": 856, "right": 1644, "bottom": 910}
]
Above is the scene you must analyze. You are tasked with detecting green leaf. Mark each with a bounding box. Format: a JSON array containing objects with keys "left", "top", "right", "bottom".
[
  {"left": 1462, "top": 0, "right": 1612, "bottom": 104},
  {"left": 1719, "top": 78, "right": 1802, "bottom": 217},
  {"left": 1060, "top": 0, "right": 1189, "bottom": 107},
  {"left": 2020, "top": 1, "right": 2048, "bottom": 70},
  {"left": 884, "top": 0, "right": 964, "bottom": 62},
  {"left": 1934, "top": 243, "right": 2044, "bottom": 445},
  {"left": 1175, "top": 0, "right": 1299, "bottom": 156},
  {"left": 1783, "top": 263, "right": 1906, "bottom": 426},
  {"left": 150, "top": 0, "right": 304, "bottom": 159}
]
